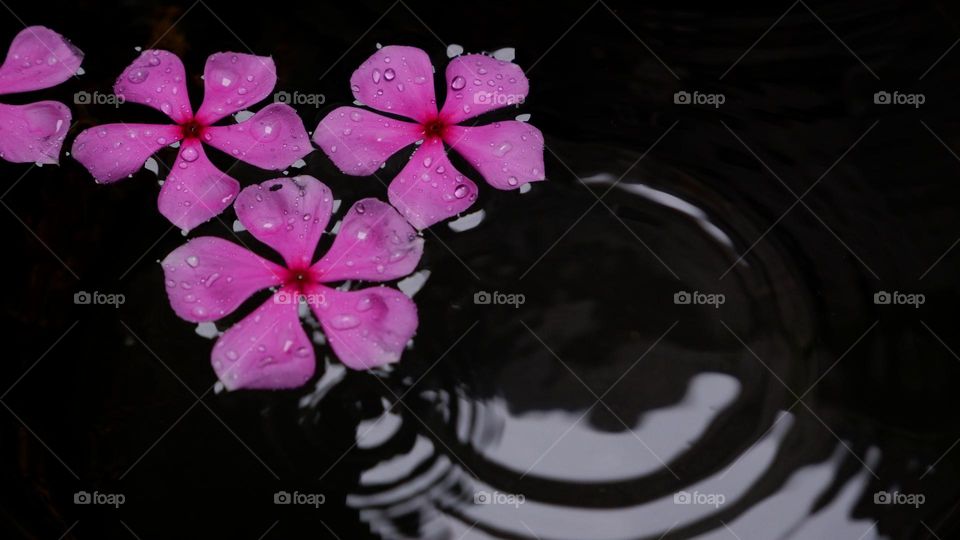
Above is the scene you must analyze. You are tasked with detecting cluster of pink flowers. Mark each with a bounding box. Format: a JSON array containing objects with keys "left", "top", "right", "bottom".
[{"left": 1, "top": 28, "right": 545, "bottom": 390}]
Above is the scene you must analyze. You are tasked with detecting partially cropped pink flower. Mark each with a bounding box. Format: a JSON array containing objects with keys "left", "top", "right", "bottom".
[
  {"left": 314, "top": 46, "right": 545, "bottom": 229},
  {"left": 72, "top": 50, "right": 310, "bottom": 231},
  {"left": 0, "top": 26, "right": 82, "bottom": 165},
  {"left": 161, "top": 175, "right": 423, "bottom": 390}
]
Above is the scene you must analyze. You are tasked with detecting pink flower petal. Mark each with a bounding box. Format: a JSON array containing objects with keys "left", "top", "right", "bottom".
[
  {"left": 195, "top": 52, "right": 276, "bottom": 125},
  {"left": 438, "top": 54, "right": 529, "bottom": 124},
  {"left": 312, "top": 198, "right": 423, "bottom": 282},
  {"left": 307, "top": 285, "right": 417, "bottom": 370},
  {"left": 350, "top": 45, "right": 437, "bottom": 123},
  {"left": 161, "top": 237, "right": 284, "bottom": 322},
  {"left": 235, "top": 175, "right": 333, "bottom": 268},
  {"left": 387, "top": 138, "right": 478, "bottom": 229},
  {"left": 203, "top": 103, "right": 309, "bottom": 170},
  {"left": 312, "top": 106, "right": 421, "bottom": 176},
  {"left": 0, "top": 101, "right": 70, "bottom": 164},
  {"left": 445, "top": 121, "right": 545, "bottom": 190},
  {"left": 212, "top": 293, "right": 315, "bottom": 390},
  {"left": 114, "top": 50, "right": 193, "bottom": 124},
  {"left": 158, "top": 139, "right": 239, "bottom": 231},
  {"left": 71, "top": 123, "right": 182, "bottom": 182},
  {"left": 0, "top": 26, "right": 82, "bottom": 95}
]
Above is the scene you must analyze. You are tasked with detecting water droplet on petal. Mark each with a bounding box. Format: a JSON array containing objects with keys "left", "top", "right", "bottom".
[
  {"left": 180, "top": 146, "right": 199, "bottom": 162},
  {"left": 329, "top": 314, "right": 360, "bottom": 330},
  {"left": 127, "top": 69, "right": 148, "bottom": 84}
]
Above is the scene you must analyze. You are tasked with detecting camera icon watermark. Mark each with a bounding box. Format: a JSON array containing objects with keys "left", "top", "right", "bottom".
[
  {"left": 673, "top": 490, "right": 725, "bottom": 508},
  {"left": 274, "top": 291, "right": 326, "bottom": 305},
  {"left": 74, "top": 290, "right": 125, "bottom": 308},
  {"left": 673, "top": 90, "right": 725, "bottom": 108},
  {"left": 74, "top": 490, "right": 125, "bottom": 508},
  {"left": 874, "top": 490, "right": 924, "bottom": 508},
  {"left": 674, "top": 290, "right": 725, "bottom": 309},
  {"left": 273, "top": 490, "right": 325, "bottom": 508},
  {"left": 873, "top": 290, "right": 924, "bottom": 309},
  {"left": 74, "top": 91, "right": 125, "bottom": 108},
  {"left": 473, "top": 91, "right": 525, "bottom": 106},
  {"left": 474, "top": 290, "right": 525, "bottom": 308},
  {"left": 474, "top": 490, "right": 525, "bottom": 508},
  {"left": 274, "top": 91, "right": 326, "bottom": 107},
  {"left": 873, "top": 90, "right": 925, "bottom": 108}
]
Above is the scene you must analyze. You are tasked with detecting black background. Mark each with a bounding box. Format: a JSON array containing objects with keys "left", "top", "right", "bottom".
[{"left": 2, "top": 0, "right": 960, "bottom": 538}]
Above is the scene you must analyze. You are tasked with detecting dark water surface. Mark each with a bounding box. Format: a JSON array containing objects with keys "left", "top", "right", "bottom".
[{"left": 2, "top": 0, "right": 960, "bottom": 538}]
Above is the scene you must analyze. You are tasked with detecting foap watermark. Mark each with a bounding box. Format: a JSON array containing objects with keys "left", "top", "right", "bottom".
[
  {"left": 274, "top": 490, "right": 325, "bottom": 508},
  {"left": 474, "top": 290, "right": 525, "bottom": 308},
  {"left": 674, "top": 490, "right": 725, "bottom": 508},
  {"left": 674, "top": 290, "right": 725, "bottom": 309},
  {"left": 74, "top": 490, "right": 125, "bottom": 508},
  {"left": 874, "top": 90, "right": 925, "bottom": 108},
  {"left": 674, "top": 90, "right": 725, "bottom": 108},
  {"left": 274, "top": 91, "right": 326, "bottom": 107},
  {"left": 474, "top": 490, "right": 525, "bottom": 508},
  {"left": 74, "top": 91, "right": 125, "bottom": 107},
  {"left": 874, "top": 290, "right": 924, "bottom": 309},
  {"left": 74, "top": 290, "right": 125, "bottom": 308},
  {"left": 874, "top": 490, "right": 924, "bottom": 508},
  {"left": 473, "top": 90, "right": 525, "bottom": 106},
  {"left": 274, "top": 290, "right": 326, "bottom": 305}
]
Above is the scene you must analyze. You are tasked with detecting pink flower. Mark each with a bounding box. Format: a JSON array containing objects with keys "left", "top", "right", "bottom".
[
  {"left": 0, "top": 26, "right": 82, "bottom": 165},
  {"left": 313, "top": 46, "right": 545, "bottom": 229},
  {"left": 72, "top": 50, "right": 311, "bottom": 232},
  {"left": 161, "top": 175, "right": 423, "bottom": 390}
]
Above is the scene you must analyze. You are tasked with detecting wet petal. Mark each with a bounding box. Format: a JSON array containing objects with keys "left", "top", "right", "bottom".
[
  {"left": 161, "top": 237, "right": 284, "bottom": 322},
  {"left": 0, "top": 101, "right": 70, "bottom": 164},
  {"left": 387, "top": 138, "right": 478, "bottom": 229},
  {"left": 212, "top": 294, "right": 315, "bottom": 390},
  {"left": 438, "top": 54, "right": 529, "bottom": 124},
  {"left": 350, "top": 45, "right": 437, "bottom": 123},
  {"left": 195, "top": 52, "right": 276, "bottom": 125},
  {"left": 0, "top": 26, "right": 83, "bottom": 95},
  {"left": 312, "top": 106, "right": 421, "bottom": 176},
  {"left": 312, "top": 198, "right": 423, "bottom": 282},
  {"left": 308, "top": 285, "right": 417, "bottom": 370},
  {"left": 445, "top": 121, "right": 545, "bottom": 189},
  {"left": 158, "top": 139, "right": 239, "bottom": 231},
  {"left": 203, "top": 103, "right": 309, "bottom": 170},
  {"left": 114, "top": 50, "right": 193, "bottom": 124},
  {"left": 235, "top": 175, "right": 333, "bottom": 267},
  {"left": 71, "top": 123, "right": 182, "bottom": 182}
]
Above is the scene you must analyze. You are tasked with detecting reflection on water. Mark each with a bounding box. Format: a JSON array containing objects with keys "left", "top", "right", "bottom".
[{"left": 271, "top": 134, "right": 958, "bottom": 538}]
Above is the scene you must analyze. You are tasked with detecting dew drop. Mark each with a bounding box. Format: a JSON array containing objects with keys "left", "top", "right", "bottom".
[
  {"left": 180, "top": 146, "right": 199, "bottom": 162},
  {"left": 329, "top": 314, "right": 360, "bottom": 330}
]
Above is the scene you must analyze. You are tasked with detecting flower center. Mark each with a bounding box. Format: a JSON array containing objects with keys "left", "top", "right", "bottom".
[
  {"left": 282, "top": 267, "right": 317, "bottom": 293},
  {"left": 422, "top": 117, "right": 447, "bottom": 140},
  {"left": 180, "top": 119, "right": 206, "bottom": 140}
]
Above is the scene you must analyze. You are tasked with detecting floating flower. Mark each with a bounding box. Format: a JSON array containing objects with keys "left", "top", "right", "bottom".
[
  {"left": 313, "top": 46, "right": 545, "bottom": 229},
  {"left": 161, "top": 175, "right": 423, "bottom": 390},
  {"left": 72, "top": 50, "right": 310, "bottom": 231},
  {"left": 0, "top": 26, "right": 82, "bottom": 165}
]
